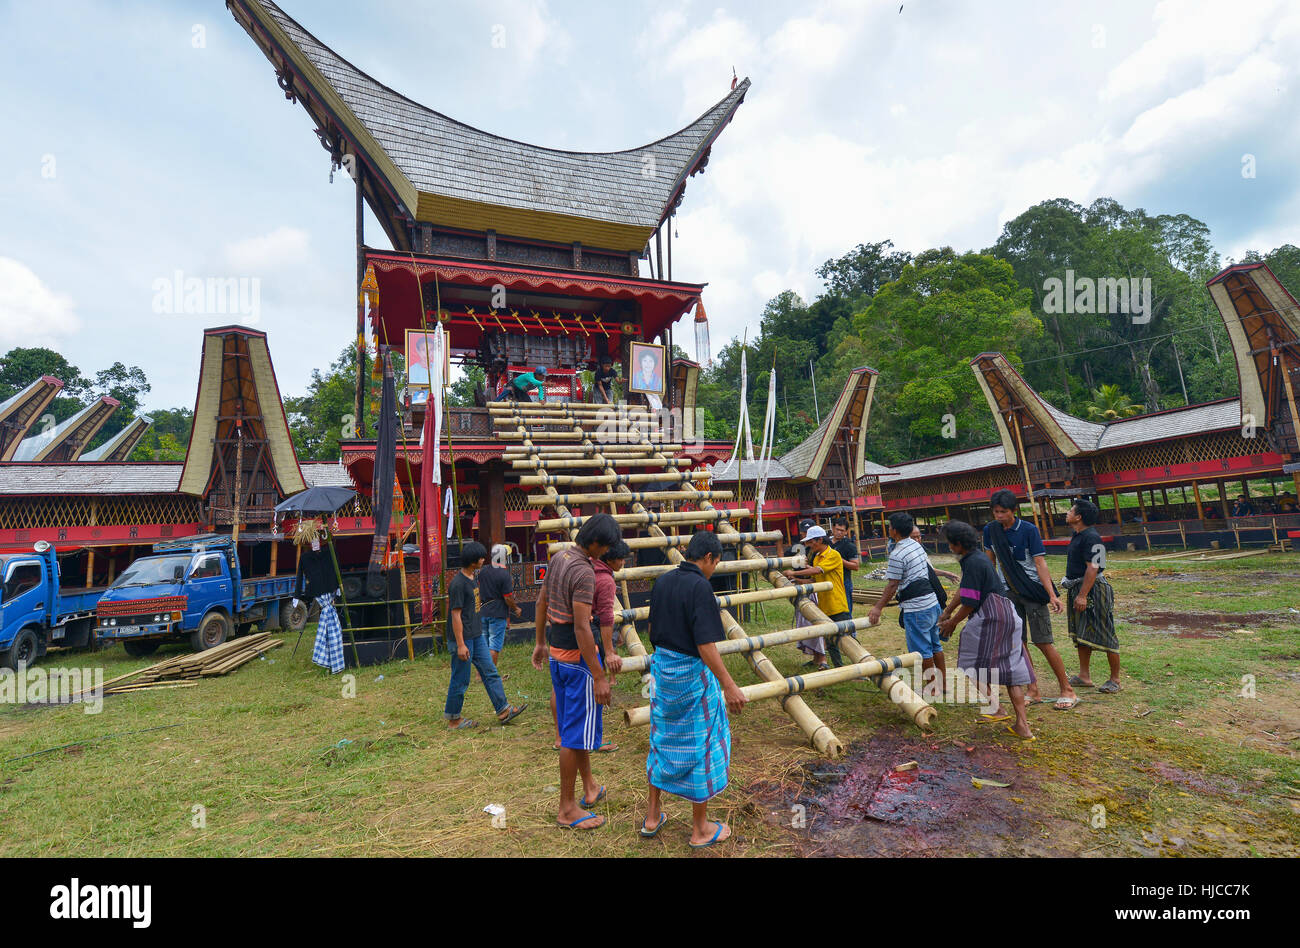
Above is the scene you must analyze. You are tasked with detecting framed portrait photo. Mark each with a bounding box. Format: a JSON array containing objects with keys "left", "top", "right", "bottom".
[
  {"left": 627, "top": 341, "right": 666, "bottom": 396},
  {"left": 404, "top": 328, "right": 449, "bottom": 390}
]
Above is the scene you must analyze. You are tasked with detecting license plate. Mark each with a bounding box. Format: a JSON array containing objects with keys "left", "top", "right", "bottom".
[{"left": 117, "top": 625, "right": 144, "bottom": 635}]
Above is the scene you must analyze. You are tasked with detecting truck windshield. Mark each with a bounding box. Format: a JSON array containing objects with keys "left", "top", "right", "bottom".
[{"left": 110, "top": 555, "right": 192, "bottom": 588}]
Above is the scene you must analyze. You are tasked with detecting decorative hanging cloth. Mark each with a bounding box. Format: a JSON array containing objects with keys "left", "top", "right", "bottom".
[
  {"left": 723, "top": 348, "right": 754, "bottom": 479},
  {"left": 311, "top": 593, "right": 345, "bottom": 674},
  {"left": 367, "top": 349, "right": 397, "bottom": 597},
  {"left": 694, "top": 301, "right": 712, "bottom": 367},
  {"left": 754, "top": 367, "right": 778, "bottom": 531}
]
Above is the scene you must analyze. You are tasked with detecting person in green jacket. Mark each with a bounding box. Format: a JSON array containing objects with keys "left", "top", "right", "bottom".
[{"left": 498, "top": 366, "right": 548, "bottom": 403}]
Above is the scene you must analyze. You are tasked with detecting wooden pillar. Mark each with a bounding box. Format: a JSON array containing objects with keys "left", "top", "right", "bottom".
[
  {"left": 1137, "top": 488, "right": 1147, "bottom": 522},
  {"left": 353, "top": 164, "right": 368, "bottom": 440},
  {"left": 1192, "top": 481, "right": 1204, "bottom": 520},
  {"left": 479, "top": 462, "right": 506, "bottom": 546},
  {"left": 106, "top": 551, "right": 115, "bottom": 585},
  {"left": 1110, "top": 489, "right": 1121, "bottom": 525},
  {"left": 269, "top": 540, "right": 278, "bottom": 578},
  {"left": 85, "top": 549, "right": 94, "bottom": 588}
]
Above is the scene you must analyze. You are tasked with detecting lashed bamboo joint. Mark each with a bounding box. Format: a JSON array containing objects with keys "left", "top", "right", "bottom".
[
  {"left": 615, "top": 580, "right": 830, "bottom": 623},
  {"left": 623, "top": 652, "right": 922, "bottom": 726},
  {"left": 618, "top": 617, "right": 879, "bottom": 673},
  {"left": 519, "top": 470, "right": 710, "bottom": 486}
]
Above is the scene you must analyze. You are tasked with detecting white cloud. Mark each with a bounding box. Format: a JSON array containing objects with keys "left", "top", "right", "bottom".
[
  {"left": 222, "top": 226, "right": 312, "bottom": 274},
  {"left": 0, "top": 258, "right": 80, "bottom": 349}
]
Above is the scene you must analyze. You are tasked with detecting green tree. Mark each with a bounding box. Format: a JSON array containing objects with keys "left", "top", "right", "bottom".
[
  {"left": 285, "top": 345, "right": 358, "bottom": 461},
  {"left": 1084, "top": 383, "right": 1142, "bottom": 421}
]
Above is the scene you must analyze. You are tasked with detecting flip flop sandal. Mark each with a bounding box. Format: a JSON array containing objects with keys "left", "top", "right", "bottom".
[
  {"left": 1004, "top": 725, "right": 1037, "bottom": 742},
  {"left": 1097, "top": 680, "right": 1121, "bottom": 694},
  {"left": 496, "top": 702, "right": 528, "bottom": 724},
  {"left": 1053, "top": 696, "right": 1080, "bottom": 710},
  {"left": 449, "top": 719, "right": 477, "bottom": 730},
  {"left": 978, "top": 714, "right": 1013, "bottom": 723},
  {"left": 595, "top": 742, "right": 619, "bottom": 753},
  {"left": 558, "top": 812, "right": 603, "bottom": 831},
  {"left": 689, "top": 821, "right": 730, "bottom": 849},
  {"left": 1068, "top": 675, "right": 1094, "bottom": 688},
  {"left": 639, "top": 812, "right": 669, "bottom": 838},
  {"left": 579, "top": 785, "right": 607, "bottom": 808}
]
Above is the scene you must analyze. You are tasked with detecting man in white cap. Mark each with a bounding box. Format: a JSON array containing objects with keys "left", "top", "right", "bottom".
[{"left": 784, "top": 524, "right": 852, "bottom": 667}]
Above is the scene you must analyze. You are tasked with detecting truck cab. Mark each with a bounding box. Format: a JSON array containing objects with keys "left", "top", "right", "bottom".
[
  {"left": 1, "top": 542, "right": 100, "bottom": 669},
  {"left": 96, "top": 535, "right": 304, "bottom": 657}
]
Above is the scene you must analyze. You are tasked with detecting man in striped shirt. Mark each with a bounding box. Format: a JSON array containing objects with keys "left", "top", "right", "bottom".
[{"left": 869, "top": 512, "right": 945, "bottom": 694}]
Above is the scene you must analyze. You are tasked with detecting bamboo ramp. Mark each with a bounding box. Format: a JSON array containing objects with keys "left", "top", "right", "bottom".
[{"left": 496, "top": 399, "right": 937, "bottom": 756}]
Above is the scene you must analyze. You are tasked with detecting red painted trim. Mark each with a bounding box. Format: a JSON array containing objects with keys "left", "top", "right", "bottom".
[
  {"left": 0, "top": 524, "right": 204, "bottom": 548},
  {"left": 883, "top": 483, "right": 1024, "bottom": 511},
  {"left": 1094, "top": 452, "right": 1287, "bottom": 487}
]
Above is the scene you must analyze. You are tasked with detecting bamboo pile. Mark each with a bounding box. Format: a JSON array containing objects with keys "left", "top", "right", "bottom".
[{"left": 88, "top": 633, "right": 283, "bottom": 696}]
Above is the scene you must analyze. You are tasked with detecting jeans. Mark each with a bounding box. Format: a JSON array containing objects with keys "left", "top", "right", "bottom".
[
  {"left": 483, "top": 616, "right": 509, "bottom": 653},
  {"left": 902, "top": 604, "right": 944, "bottom": 659},
  {"left": 444, "top": 635, "right": 509, "bottom": 720}
]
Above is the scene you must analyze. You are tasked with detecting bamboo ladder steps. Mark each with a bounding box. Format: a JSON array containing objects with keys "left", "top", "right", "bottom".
[
  {"left": 548, "top": 529, "right": 784, "bottom": 554},
  {"left": 506, "top": 403, "right": 854, "bottom": 756},
  {"left": 615, "top": 581, "right": 832, "bottom": 624},
  {"left": 618, "top": 617, "right": 884, "bottom": 674}
]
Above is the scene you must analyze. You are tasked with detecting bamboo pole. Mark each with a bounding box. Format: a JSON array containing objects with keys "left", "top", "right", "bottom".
[
  {"left": 611, "top": 555, "right": 804, "bottom": 582},
  {"left": 615, "top": 581, "right": 830, "bottom": 623},
  {"left": 537, "top": 508, "right": 748, "bottom": 532},
  {"left": 619, "top": 616, "right": 879, "bottom": 673},
  {"left": 625, "top": 652, "right": 921, "bottom": 725},
  {"left": 1010, "top": 410, "right": 1042, "bottom": 536},
  {"left": 549, "top": 529, "right": 783, "bottom": 554},
  {"left": 519, "top": 471, "right": 710, "bottom": 487},
  {"left": 514, "top": 457, "right": 693, "bottom": 470},
  {"left": 530, "top": 489, "right": 733, "bottom": 505}
]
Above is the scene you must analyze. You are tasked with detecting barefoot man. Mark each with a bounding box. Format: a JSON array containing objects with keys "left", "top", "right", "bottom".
[
  {"left": 983, "top": 490, "right": 1077, "bottom": 710},
  {"left": 642, "top": 531, "right": 747, "bottom": 848},
  {"left": 1062, "top": 499, "right": 1121, "bottom": 694}
]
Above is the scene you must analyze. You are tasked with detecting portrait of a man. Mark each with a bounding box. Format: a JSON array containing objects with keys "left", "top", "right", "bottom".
[
  {"left": 405, "top": 329, "right": 447, "bottom": 389},
  {"left": 628, "top": 342, "right": 665, "bottom": 396}
]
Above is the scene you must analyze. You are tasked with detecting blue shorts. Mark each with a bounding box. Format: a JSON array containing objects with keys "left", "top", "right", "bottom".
[
  {"left": 483, "top": 616, "right": 509, "bottom": 653},
  {"left": 550, "top": 656, "right": 603, "bottom": 751},
  {"left": 902, "top": 604, "right": 943, "bottom": 659}
]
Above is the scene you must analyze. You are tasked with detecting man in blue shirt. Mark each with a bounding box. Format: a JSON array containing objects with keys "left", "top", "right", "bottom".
[{"left": 983, "top": 490, "right": 1076, "bottom": 710}]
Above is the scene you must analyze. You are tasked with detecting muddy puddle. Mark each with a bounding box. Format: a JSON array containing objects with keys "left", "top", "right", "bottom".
[
  {"left": 1123, "top": 610, "right": 1280, "bottom": 637},
  {"left": 748, "top": 727, "right": 1086, "bottom": 856}
]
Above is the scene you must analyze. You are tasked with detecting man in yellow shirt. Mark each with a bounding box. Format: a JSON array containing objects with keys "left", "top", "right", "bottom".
[{"left": 785, "top": 525, "right": 852, "bottom": 666}]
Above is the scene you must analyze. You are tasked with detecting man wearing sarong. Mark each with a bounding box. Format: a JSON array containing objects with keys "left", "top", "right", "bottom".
[
  {"left": 532, "top": 513, "right": 622, "bottom": 830},
  {"left": 1062, "top": 499, "right": 1121, "bottom": 693},
  {"left": 983, "top": 490, "right": 1077, "bottom": 710},
  {"left": 643, "top": 531, "right": 747, "bottom": 848},
  {"left": 937, "top": 520, "right": 1037, "bottom": 740}
]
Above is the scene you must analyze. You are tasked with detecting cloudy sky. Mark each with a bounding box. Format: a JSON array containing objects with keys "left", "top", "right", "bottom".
[{"left": 2, "top": 0, "right": 1297, "bottom": 411}]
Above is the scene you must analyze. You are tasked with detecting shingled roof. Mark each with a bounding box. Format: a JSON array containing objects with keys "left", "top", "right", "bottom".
[{"left": 232, "top": 0, "right": 750, "bottom": 252}]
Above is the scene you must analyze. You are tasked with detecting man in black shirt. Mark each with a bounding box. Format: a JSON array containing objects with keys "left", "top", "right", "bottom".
[
  {"left": 830, "top": 516, "right": 861, "bottom": 612},
  {"left": 478, "top": 545, "right": 521, "bottom": 667},
  {"left": 643, "top": 531, "right": 747, "bottom": 848},
  {"left": 1063, "top": 500, "right": 1121, "bottom": 694},
  {"left": 444, "top": 542, "right": 526, "bottom": 730}
]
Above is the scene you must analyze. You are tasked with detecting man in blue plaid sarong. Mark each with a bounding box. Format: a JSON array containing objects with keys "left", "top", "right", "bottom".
[
  {"left": 642, "top": 531, "right": 747, "bottom": 848},
  {"left": 311, "top": 593, "right": 345, "bottom": 674}
]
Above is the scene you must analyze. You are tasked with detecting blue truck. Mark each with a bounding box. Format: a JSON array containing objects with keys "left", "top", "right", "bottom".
[
  {"left": 0, "top": 541, "right": 102, "bottom": 669},
  {"left": 95, "top": 534, "right": 306, "bottom": 657}
]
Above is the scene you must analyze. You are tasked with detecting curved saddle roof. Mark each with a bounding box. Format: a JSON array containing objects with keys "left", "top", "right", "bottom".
[{"left": 231, "top": 0, "right": 750, "bottom": 252}]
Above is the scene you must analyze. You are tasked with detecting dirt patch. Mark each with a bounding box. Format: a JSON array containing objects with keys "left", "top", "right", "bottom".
[
  {"left": 748, "top": 727, "right": 1089, "bottom": 856},
  {"left": 1124, "top": 611, "right": 1276, "bottom": 637}
]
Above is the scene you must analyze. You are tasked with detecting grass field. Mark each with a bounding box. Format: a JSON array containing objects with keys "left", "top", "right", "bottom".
[{"left": 1, "top": 551, "right": 1297, "bottom": 857}]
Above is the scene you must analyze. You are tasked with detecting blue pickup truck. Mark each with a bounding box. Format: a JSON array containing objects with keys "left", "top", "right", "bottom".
[
  {"left": 0, "top": 541, "right": 102, "bottom": 669},
  {"left": 95, "top": 535, "right": 306, "bottom": 657}
]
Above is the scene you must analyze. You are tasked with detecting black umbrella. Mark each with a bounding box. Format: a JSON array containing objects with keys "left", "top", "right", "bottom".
[
  {"left": 275, "top": 486, "right": 357, "bottom": 516},
  {"left": 275, "top": 485, "right": 360, "bottom": 666}
]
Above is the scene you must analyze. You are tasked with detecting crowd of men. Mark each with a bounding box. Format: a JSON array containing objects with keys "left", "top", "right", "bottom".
[{"left": 440, "top": 492, "right": 1121, "bottom": 841}]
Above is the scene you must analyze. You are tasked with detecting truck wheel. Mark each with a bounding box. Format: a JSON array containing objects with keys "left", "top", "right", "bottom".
[
  {"left": 123, "top": 640, "right": 160, "bottom": 658},
  {"left": 190, "top": 612, "right": 230, "bottom": 652},
  {"left": 2, "top": 628, "right": 39, "bottom": 670},
  {"left": 280, "top": 599, "right": 308, "bottom": 633}
]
